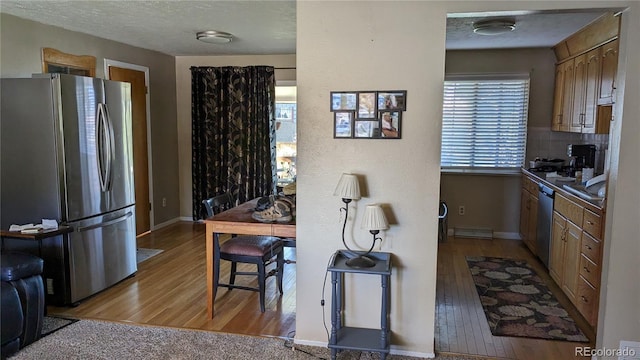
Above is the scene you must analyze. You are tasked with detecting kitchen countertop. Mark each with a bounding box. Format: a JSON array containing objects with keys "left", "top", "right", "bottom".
[{"left": 522, "top": 168, "right": 606, "bottom": 213}]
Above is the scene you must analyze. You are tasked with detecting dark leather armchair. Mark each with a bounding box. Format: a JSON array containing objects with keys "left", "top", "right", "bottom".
[{"left": 1, "top": 252, "right": 45, "bottom": 359}]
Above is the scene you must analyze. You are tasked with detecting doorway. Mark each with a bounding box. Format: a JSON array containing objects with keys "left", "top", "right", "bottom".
[{"left": 105, "top": 60, "right": 153, "bottom": 236}]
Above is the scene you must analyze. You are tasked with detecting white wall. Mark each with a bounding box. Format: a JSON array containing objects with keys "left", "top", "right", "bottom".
[
  {"left": 296, "top": 2, "right": 444, "bottom": 357},
  {"left": 296, "top": 1, "right": 639, "bottom": 357},
  {"left": 174, "top": 54, "right": 296, "bottom": 218},
  {"left": 598, "top": 8, "right": 640, "bottom": 354}
]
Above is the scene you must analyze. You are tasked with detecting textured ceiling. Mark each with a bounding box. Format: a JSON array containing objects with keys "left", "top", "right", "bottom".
[
  {"left": 0, "top": 0, "right": 297, "bottom": 56},
  {"left": 446, "top": 11, "right": 608, "bottom": 50},
  {"left": 0, "top": 2, "right": 614, "bottom": 55}
]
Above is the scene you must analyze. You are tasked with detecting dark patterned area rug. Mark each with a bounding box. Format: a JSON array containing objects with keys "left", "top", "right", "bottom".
[{"left": 466, "top": 256, "right": 589, "bottom": 342}]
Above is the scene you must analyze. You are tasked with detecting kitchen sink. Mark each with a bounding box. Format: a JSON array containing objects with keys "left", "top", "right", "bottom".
[{"left": 562, "top": 184, "right": 604, "bottom": 201}]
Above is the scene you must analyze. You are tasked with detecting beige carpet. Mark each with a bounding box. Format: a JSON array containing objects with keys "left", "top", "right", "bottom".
[{"left": 10, "top": 320, "right": 493, "bottom": 360}]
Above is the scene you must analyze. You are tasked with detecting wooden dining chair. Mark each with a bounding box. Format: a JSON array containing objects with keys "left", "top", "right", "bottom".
[{"left": 202, "top": 193, "right": 284, "bottom": 313}]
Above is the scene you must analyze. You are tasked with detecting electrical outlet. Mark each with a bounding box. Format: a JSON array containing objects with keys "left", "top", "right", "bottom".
[
  {"left": 458, "top": 205, "right": 466, "bottom": 216},
  {"left": 162, "top": 198, "right": 167, "bottom": 207}
]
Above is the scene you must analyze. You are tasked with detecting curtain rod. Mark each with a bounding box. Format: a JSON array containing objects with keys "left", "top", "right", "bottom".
[{"left": 275, "top": 67, "right": 296, "bottom": 70}]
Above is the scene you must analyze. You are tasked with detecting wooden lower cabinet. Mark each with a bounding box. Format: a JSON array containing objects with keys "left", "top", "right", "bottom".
[
  {"left": 550, "top": 191, "right": 605, "bottom": 330},
  {"left": 525, "top": 170, "right": 605, "bottom": 331},
  {"left": 561, "top": 220, "right": 581, "bottom": 303},
  {"left": 577, "top": 276, "right": 599, "bottom": 326},
  {"left": 520, "top": 176, "right": 538, "bottom": 256},
  {"left": 549, "top": 212, "right": 566, "bottom": 284},
  {"left": 549, "top": 211, "right": 580, "bottom": 303}
]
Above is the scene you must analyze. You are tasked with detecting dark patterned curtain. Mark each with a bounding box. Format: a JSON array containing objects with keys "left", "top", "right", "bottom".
[{"left": 191, "top": 66, "right": 276, "bottom": 220}]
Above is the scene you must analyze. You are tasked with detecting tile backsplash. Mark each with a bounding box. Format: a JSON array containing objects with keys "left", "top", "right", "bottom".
[{"left": 526, "top": 127, "right": 609, "bottom": 174}]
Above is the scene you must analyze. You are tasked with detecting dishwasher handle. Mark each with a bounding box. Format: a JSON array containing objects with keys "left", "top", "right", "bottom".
[{"left": 538, "top": 183, "right": 555, "bottom": 198}]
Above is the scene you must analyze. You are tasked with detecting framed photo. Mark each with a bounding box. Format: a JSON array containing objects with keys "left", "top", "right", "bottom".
[
  {"left": 377, "top": 91, "right": 407, "bottom": 111},
  {"left": 379, "top": 111, "right": 401, "bottom": 139},
  {"left": 331, "top": 92, "right": 357, "bottom": 111},
  {"left": 334, "top": 112, "right": 354, "bottom": 138},
  {"left": 357, "top": 92, "right": 377, "bottom": 119},
  {"left": 355, "top": 120, "right": 380, "bottom": 138}
]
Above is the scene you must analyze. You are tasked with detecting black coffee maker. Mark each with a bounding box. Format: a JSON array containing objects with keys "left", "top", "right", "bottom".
[{"left": 567, "top": 144, "right": 596, "bottom": 175}]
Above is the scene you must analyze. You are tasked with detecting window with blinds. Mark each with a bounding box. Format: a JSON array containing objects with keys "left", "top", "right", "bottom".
[{"left": 441, "top": 74, "right": 530, "bottom": 171}]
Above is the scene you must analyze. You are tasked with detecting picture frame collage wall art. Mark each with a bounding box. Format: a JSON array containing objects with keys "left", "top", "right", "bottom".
[{"left": 330, "top": 90, "right": 407, "bottom": 139}]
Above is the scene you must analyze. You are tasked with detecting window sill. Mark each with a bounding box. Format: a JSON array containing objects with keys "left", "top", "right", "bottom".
[{"left": 441, "top": 168, "right": 522, "bottom": 176}]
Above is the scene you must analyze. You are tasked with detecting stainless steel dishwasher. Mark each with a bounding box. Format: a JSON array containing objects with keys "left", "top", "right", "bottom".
[{"left": 536, "top": 184, "right": 555, "bottom": 268}]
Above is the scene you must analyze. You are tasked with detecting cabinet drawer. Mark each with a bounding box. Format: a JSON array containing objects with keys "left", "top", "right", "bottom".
[
  {"left": 577, "top": 276, "right": 598, "bottom": 327},
  {"left": 580, "top": 254, "right": 600, "bottom": 287},
  {"left": 522, "top": 175, "right": 539, "bottom": 195},
  {"left": 581, "top": 232, "right": 601, "bottom": 263},
  {"left": 555, "top": 193, "right": 584, "bottom": 225},
  {"left": 583, "top": 209, "right": 602, "bottom": 240}
]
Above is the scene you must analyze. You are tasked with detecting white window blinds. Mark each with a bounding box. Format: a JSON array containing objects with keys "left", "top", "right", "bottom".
[{"left": 441, "top": 74, "right": 530, "bottom": 170}]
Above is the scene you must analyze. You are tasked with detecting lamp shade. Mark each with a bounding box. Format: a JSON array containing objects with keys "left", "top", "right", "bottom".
[
  {"left": 333, "top": 173, "right": 361, "bottom": 200},
  {"left": 361, "top": 204, "right": 389, "bottom": 231}
]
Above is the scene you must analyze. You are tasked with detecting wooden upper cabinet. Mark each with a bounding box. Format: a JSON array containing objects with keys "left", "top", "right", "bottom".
[
  {"left": 582, "top": 48, "right": 602, "bottom": 133},
  {"left": 598, "top": 39, "right": 619, "bottom": 105},
  {"left": 560, "top": 60, "right": 575, "bottom": 132},
  {"left": 550, "top": 12, "right": 618, "bottom": 134},
  {"left": 570, "top": 54, "right": 587, "bottom": 132},
  {"left": 552, "top": 64, "right": 566, "bottom": 131}
]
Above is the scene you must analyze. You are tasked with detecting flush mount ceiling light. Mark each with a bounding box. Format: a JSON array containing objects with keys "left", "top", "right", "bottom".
[
  {"left": 472, "top": 18, "right": 516, "bottom": 35},
  {"left": 196, "top": 30, "right": 233, "bottom": 44}
]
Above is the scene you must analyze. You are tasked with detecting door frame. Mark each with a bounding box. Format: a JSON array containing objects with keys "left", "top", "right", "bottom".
[{"left": 104, "top": 59, "right": 154, "bottom": 230}]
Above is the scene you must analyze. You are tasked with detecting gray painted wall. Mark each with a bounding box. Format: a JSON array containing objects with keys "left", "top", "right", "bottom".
[{"left": 0, "top": 13, "right": 180, "bottom": 226}]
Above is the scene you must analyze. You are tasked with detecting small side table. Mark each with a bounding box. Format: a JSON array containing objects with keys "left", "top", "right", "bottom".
[
  {"left": 1, "top": 226, "right": 73, "bottom": 257},
  {"left": 327, "top": 250, "right": 392, "bottom": 360}
]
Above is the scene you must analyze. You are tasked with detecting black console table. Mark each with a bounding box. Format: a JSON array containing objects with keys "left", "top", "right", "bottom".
[{"left": 327, "top": 250, "right": 392, "bottom": 360}]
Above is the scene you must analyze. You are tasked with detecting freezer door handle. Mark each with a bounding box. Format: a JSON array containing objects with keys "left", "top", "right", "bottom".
[{"left": 77, "top": 211, "right": 133, "bottom": 232}]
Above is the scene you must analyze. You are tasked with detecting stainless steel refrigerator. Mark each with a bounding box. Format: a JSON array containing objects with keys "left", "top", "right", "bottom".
[{"left": 1, "top": 73, "right": 137, "bottom": 305}]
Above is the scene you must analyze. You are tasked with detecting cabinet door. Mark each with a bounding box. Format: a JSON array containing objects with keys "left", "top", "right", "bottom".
[
  {"left": 526, "top": 195, "right": 538, "bottom": 256},
  {"left": 560, "top": 59, "right": 575, "bottom": 131},
  {"left": 520, "top": 188, "right": 529, "bottom": 242},
  {"left": 599, "top": 39, "right": 619, "bottom": 105},
  {"left": 571, "top": 54, "right": 587, "bottom": 132},
  {"left": 551, "top": 64, "right": 566, "bottom": 131},
  {"left": 582, "top": 48, "right": 602, "bottom": 133},
  {"left": 549, "top": 212, "right": 566, "bottom": 285},
  {"left": 561, "top": 220, "right": 581, "bottom": 303}
]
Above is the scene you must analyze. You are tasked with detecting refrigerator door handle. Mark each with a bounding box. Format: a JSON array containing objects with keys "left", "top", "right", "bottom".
[
  {"left": 96, "top": 103, "right": 108, "bottom": 192},
  {"left": 103, "top": 104, "right": 116, "bottom": 191},
  {"left": 77, "top": 211, "right": 133, "bottom": 232}
]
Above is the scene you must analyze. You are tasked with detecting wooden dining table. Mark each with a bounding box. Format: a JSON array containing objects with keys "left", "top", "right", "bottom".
[{"left": 203, "top": 198, "right": 296, "bottom": 318}]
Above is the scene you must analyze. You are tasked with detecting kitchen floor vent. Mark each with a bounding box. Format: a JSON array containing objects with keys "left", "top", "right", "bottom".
[{"left": 453, "top": 227, "right": 493, "bottom": 239}]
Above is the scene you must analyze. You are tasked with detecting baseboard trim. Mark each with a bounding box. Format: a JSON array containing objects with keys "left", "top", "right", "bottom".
[
  {"left": 446, "top": 229, "right": 521, "bottom": 240},
  {"left": 292, "top": 339, "right": 435, "bottom": 358},
  {"left": 493, "top": 232, "right": 522, "bottom": 240},
  {"left": 152, "top": 217, "right": 182, "bottom": 230}
]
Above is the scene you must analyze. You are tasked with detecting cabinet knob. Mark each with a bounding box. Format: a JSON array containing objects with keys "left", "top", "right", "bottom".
[
  {"left": 581, "top": 296, "right": 589, "bottom": 303},
  {"left": 587, "top": 220, "right": 594, "bottom": 225},
  {"left": 586, "top": 245, "right": 592, "bottom": 250},
  {"left": 584, "top": 267, "right": 590, "bottom": 273}
]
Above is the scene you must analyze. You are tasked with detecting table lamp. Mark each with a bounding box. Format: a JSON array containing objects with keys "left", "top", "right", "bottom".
[
  {"left": 334, "top": 173, "right": 361, "bottom": 260},
  {"left": 348, "top": 204, "right": 389, "bottom": 268}
]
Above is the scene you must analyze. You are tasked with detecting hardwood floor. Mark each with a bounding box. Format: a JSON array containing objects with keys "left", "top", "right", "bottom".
[
  {"left": 48, "top": 223, "right": 593, "bottom": 359},
  {"left": 435, "top": 236, "right": 594, "bottom": 360},
  {"left": 47, "top": 222, "right": 296, "bottom": 338}
]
